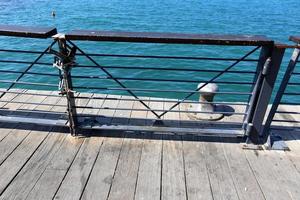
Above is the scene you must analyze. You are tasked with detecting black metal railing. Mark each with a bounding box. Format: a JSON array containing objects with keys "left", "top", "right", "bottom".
[{"left": 0, "top": 25, "right": 288, "bottom": 144}]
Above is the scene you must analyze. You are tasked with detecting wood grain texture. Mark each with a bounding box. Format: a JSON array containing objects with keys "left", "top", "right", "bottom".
[
  {"left": 107, "top": 136, "right": 143, "bottom": 200},
  {"left": 202, "top": 142, "right": 239, "bottom": 200},
  {"left": 81, "top": 137, "right": 124, "bottom": 200},
  {"left": 53, "top": 137, "right": 103, "bottom": 200}
]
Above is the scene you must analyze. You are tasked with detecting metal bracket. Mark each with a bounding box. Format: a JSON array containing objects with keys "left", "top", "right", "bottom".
[
  {"left": 264, "top": 134, "right": 290, "bottom": 151},
  {"left": 262, "top": 57, "right": 271, "bottom": 76},
  {"left": 245, "top": 123, "right": 253, "bottom": 136}
]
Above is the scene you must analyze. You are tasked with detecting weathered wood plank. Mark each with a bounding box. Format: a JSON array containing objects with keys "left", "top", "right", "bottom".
[
  {"left": 182, "top": 139, "right": 213, "bottom": 200},
  {"left": 53, "top": 136, "right": 103, "bottom": 200},
  {"left": 0, "top": 90, "right": 49, "bottom": 164},
  {"left": 222, "top": 142, "right": 265, "bottom": 200},
  {"left": 202, "top": 142, "right": 239, "bottom": 200},
  {"left": 135, "top": 136, "right": 162, "bottom": 200},
  {"left": 263, "top": 150, "right": 300, "bottom": 199},
  {"left": 0, "top": 90, "right": 66, "bottom": 198},
  {"left": 98, "top": 94, "right": 120, "bottom": 125},
  {"left": 0, "top": 129, "right": 66, "bottom": 199},
  {"left": 129, "top": 97, "right": 150, "bottom": 126},
  {"left": 82, "top": 93, "right": 107, "bottom": 115},
  {"left": 134, "top": 97, "right": 161, "bottom": 200},
  {"left": 0, "top": 127, "right": 51, "bottom": 195},
  {"left": 24, "top": 93, "right": 92, "bottom": 200},
  {"left": 111, "top": 96, "right": 135, "bottom": 125},
  {"left": 160, "top": 100, "right": 187, "bottom": 200},
  {"left": 107, "top": 136, "right": 143, "bottom": 200},
  {"left": 161, "top": 136, "right": 187, "bottom": 200},
  {"left": 244, "top": 149, "right": 293, "bottom": 200},
  {"left": 0, "top": 89, "right": 25, "bottom": 108},
  {"left": 0, "top": 90, "right": 29, "bottom": 142},
  {"left": 81, "top": 136, "right": 124, "bottom": 200},
  {"left": 24, "top": 135, "right": 84, "bottom": 200},
  {"left": 281, "top": 131, "right": 300, "bottom": 173}
]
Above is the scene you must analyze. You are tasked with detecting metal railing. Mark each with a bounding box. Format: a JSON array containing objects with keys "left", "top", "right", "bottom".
[
  {"left": 263, "top": 36, "right": 300, "bottom": 140},
  {"left": 0, "top": 25, "right": 287, "bottom": 144}
]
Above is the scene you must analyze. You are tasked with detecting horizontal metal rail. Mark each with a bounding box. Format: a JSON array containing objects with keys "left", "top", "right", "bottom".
[
  {"left": 0, "top": 107, "right": 66, "bottom": 115},
  {"left": 0, "top": 69, "right": 256, "bottom": 84},
  {"left": 0, "top": 80, "right": 58, "bottom": 87},
  {"left": 272, "top": 119, "right": 300, "bottom": 123},
  {"left": 283, "top": 92, "right": 300, "bottom": 95},
  {"left": 74, "top": 106, "right": 246, "bottom": 115},
  {"left": 276, "top": 110, "right": 300, "bottom": 115},
  {"left": 76, "top": 64, "right": 257, "bottom": 74},
  {"left": 0, "top": 48, "right": 259, "bottom": 62},
  {"left": 0, "top": 100, "right": 66, "bottom": 107},
  {"left": 73, "top": 95, "right": 249, "bottom": 106},
  {"left": 72, "top": 86, "right": 253, "bottom": 95},
  {"left": 0, "top": 89, "right": 62, "bottom": 97}
]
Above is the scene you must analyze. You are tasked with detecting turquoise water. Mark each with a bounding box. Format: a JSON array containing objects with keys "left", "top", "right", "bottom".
[{"left": 0, "top": 0, "right": 299, "bottom": 102}]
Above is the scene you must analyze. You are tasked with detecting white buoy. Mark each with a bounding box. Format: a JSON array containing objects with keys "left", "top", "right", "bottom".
[{"left": 186, "top": 83, "right": 224, "bottom": 120}]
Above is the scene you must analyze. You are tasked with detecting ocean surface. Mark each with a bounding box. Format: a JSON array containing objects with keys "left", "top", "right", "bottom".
[{"left": 0, "top": 0, "right": 299, "bottom": 102}]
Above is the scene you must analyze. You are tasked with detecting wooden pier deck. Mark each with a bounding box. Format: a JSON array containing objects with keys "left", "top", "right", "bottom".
[{"left": 0, "top": 90, "right": 300, "bottom": 200}]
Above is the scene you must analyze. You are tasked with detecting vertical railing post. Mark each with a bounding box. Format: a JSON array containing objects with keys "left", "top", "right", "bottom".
[
  {"left": 52, "top": 34, "right": 78, "bottom": 136},
  {"left": 243, "top": 46, "right": 272, "bottom": 130},
  {"left": 263, "top": 45, "right": 300, "bottom": 138},
  {"left": 247, "top": 45, "right": 285, "bottom": 144}
]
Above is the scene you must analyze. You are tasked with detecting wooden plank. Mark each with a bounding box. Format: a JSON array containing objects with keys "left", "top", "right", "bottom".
[
  {"left": 0, "top": 90, "right": 51, "bottom": 164},
  {"left": 0, "top": 89, "right": 26, "bottom": 141},
  {"left": 66, "top": 30, "right": 273, "bottom": 46},
  {"left": 0, "top": 128, "right": 66, "bottom": 199},
  {"left": 53, "top": 136, "right": 103, "bottom": 200},
  {"left": 222, "top": 142, "right": 265, "bottom": 200},
  {"left": 0, "top": 89, "right": 25, "bottom": 108},
  {"left": 24, "top": 93, "right": 93, "bottom": 200},
  {"left": 107, "top": 136, "right": 143, "bottom": 200},
  {"left": 134, "top": 98, "right": 161, "bottom": 200},
  {"left": 24, "top": 135, "right": 84, "bottom": 200},
  {"left": 244, "top": 149, "right": 293, "bottom": 200},
  {"left": 135, "top": 136, "right": 162, "bottom": 200},
  {"left": 0, "top": 90, "right": 67, "bottom": 198},
  {"left": 129, "top": 97, "right": 150, "bottom": 126},
  {"left": 163, "top": 99, "right": 180, "bottom": 127},
  {"left": 146, "top": 97, "right": 163, "bottom": 125},
  {"left": 161, "top": 136, "right": 187, "bottom": 200},
  {"left": 111, "top": 96, "right": 134, "bottom": 125},
  {"left": 81, "top": 137, "right": 124, "bottom": 200},
  {"left": 281, "top": 131, "right": 300, "bottom": 173},
  {"left": 177, "top": 100, "right": 213, "bottom": 200},
  {"left": 98, "top": 94, "right": 120, "bottom": 125},
  {"left": 202, "top": 142, "right": 239, "bottom": 200},
  {"left": 182, "top": 139, "right": 213, "bottom": 200},
  {"left": 160, "top": 101, "right": 187, "bottom": 199},
  {"left": 34, "top": 92, "right": 61, "bottom": 112},
  {"left": 263, "top": 150, "right": 300, "bottom": 199},
  {"left": 0, "top": 91, "right": 55, "bottom": 162},
  {"left": 0, "top": 24, "right": 57, "bottom": 38},
  {"left": 82, "top": 93, "right": 107, "bottom": 115}
]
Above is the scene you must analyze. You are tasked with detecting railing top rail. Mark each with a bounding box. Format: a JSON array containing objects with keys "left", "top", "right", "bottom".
[
  {"left": 0, "top": 24, "right": 57, "bottom": 38},
  {"left": 290, "top": 36, "right": 300, "bottom": 44},
  {"left": 65, "top": 30, "right": 273, "bottom": 46}
]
